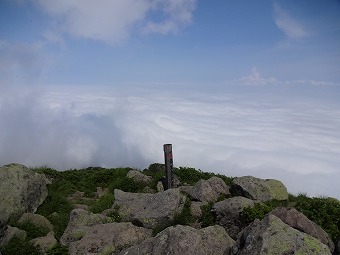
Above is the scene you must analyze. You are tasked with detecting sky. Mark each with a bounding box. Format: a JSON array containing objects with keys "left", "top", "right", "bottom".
[{"left": 1, "top": 0, "right": 340, "bottom": 199}]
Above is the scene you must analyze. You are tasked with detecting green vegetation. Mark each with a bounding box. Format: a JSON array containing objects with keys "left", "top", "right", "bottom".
[
  {"left": 200, "top": 202, "right": 215, "bottom": 227},
  {"left": 173, "top": 166, "right": 233, "bottom": 186},
  {"left": 0, "top": 237, "right": 40, "bottom": 255},
  {"left": 242, "top": 194, "right": 340, "bottom": 241}
]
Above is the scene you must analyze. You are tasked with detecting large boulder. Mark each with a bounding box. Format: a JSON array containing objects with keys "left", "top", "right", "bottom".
[
  {"left": 113, "top": 188, "right": 186, "bottom": 229},
  {"left": 60, "top": 209, "right": 152, "bottom": 254},
  {"left": 231, "top": 214, "right": 331, "bottom": 255},
  {"left": 126, "top": 170, "right": 152, "bottom": 185},
  {"left": 189, "top": 177, "right": 230, "bottom": 203},
  {"left": 212, "top": 196, "right": 257, "bottom": 239},
  {"left": 120, "top": 225, "right": 235, "bottom": 255},
  {"left": 231, "top": 176, "right": 288, "bottom": 202},
  {"left": 68, "top": 223, "right": 152, "bottom": 255},
  {"left": 18, "top": 213, "right": 54, "bottom": 232},
  {"left": 60, "top": 209, "right": 111, "bottom": 246},
  {"left": 271, "top": 207, "right": 334, "bottom": 252},
  {"left": 30, "top": 231, "right": 57, "bottom": 254},
  {"left": 0, "top": 163, "right": 48, "bottom": 222},
  {"left": 0, "top": 226, "right": 26, "bottom": 246}
]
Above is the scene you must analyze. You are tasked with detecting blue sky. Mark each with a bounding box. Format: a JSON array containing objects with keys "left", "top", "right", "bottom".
[{"left": 1, "top": 0, "right": 340, "bottom": 198}]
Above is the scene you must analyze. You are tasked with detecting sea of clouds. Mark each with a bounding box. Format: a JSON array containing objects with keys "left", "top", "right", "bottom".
[{"left": 1, "top": 84, "right": 339, "bottom": 199}]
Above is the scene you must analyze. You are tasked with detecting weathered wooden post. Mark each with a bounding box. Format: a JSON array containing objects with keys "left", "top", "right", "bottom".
[{"left": 163, "top": 144, "right": 173, "bottom": 190}]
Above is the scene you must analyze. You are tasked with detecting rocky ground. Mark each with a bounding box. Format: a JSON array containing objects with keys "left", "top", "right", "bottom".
[{"left": 0, "top": 163, "right": 339, "bottom": 255}]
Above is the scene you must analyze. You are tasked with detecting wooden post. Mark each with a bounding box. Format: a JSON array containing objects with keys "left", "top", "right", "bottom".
[{"left": 163, "top": 144, "right": 173, "bottom": 190}]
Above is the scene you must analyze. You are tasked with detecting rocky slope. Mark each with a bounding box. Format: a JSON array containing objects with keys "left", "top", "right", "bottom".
[{"left": 0, "top": 163, "right": 339, "bottom": 255}]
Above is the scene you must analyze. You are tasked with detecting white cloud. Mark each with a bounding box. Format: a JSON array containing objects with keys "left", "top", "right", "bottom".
[
  {"left": 233, "top": 67, "right": 279, "bottom": 86},
  {"left": 33, "top": 0, "right": 197, "bottom": 43},
  {"left": 1, "top": 85, "right": 340, "bottom": 199},
  {"left": 273, "top": 4, "right": 308, "bottom": 40}
]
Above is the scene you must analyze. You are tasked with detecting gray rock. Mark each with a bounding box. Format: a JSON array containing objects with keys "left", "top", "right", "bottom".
[
  {"left": 126, "top": 170, "right": 152, "bottom": 185},
  {"left": 212, "top": 196, "right": 257, "bottom": 239},
  {"left": 18, "top": 213, "right": 54, "bottom": 232},
  {"left": 113, "top": 188, "right": 186, "bottom": 229},
  {"left": 178, "top": 185, "right": 193, "bottom": 195},
  {"left": 30, "top": 231, "right": 57, "bottom": 254},
  {"left": 231, "top": 214, "right": 331, "bottom": 255},
  {"left": 94, "top": 187, "right": 109, "bottom": 198},
  {"left": 0, "top": 163, "right": 48, "bottom": 222},
  {"left": 231, "top": 176, "right": 288, "bottom": 202},
  {"left": 156, "top": 181, "right": 164, "bottom": 192},
  {"left": 120, "top": 225, "right": 235, "bottom": 255},
  {"left": 0, "top": 226, "right": 26, "bottom": 246},
  {"left": 73, "top": 204, "right": 90, "bottom": 210},
  {"left": 271, "top": 207, "right": 334, "bottom": 252},
  {"left": 67, "top": 223, "right": 151, "bottom": 255},
  {"left": 189, "top": 177, "right": 230, "bottom": 203},
  {"left": 190, "top": 201, "right": 207, "bottom": 218},
  {"left": 60, "top": 209, "right": 112, "bottom": 246}
]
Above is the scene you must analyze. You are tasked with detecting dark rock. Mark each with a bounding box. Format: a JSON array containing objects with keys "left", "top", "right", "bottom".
[{"left": 212, "top": 196, "right": 257, "bottom": 239}]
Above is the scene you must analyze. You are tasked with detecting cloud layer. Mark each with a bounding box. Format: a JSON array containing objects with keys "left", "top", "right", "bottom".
[
  {"left": 33, "top": 0, "right": 197, "bottom": 43},
  {"left": 1, "top": 85, "right": 339, "bottom": 199}
]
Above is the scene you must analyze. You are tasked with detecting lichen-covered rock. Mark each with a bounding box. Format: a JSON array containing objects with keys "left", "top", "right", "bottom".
[
  {"left": 18, "top": 213, "right": 54, "bottom": 232},
  {"left": 231, "top": 214, "right": 331, "bottom": 255},
  {"left": 113, "top": 188, "right": 186, "bottom": 229},
  {"left": 67, "top": 222, "right": 152, "bottom": 255},
  {"left": 212, "top": 196, "right": 257, "bottom": 239},
  {"left": 120, "top": 225, "right": 235, "bottom": 255},
  {"left": 0, "top": 226, "right": 26, "bottom": 246},
  {"left": 189, "top": 177, "right": 230, "bottom": 203},
  {"left": 231, "top": 176, "right": 288, "bottom": 202},
  {"left": 126, "top": 170, "right": 152, "bottom": 185},
  {"left": 60, "top": 209, "right": 112, "bottom": 246},
  {"left": 0, "top": 163, "right": 48, "bottom": 222},
  {"left": 30, "top": 231, "right": 57, "bottom": 254},
  {"left": 271, "top": 207, "right": 334, "bottom": 252}
]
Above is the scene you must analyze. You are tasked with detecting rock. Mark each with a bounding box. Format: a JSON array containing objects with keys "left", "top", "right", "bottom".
[
  {"left": 148, "top": 163, "right": 165, "bottom": 173},
  {"left": 94, "top": 187, "right": 109, "bottom": 198},
  {"left": 231, "top": 214, "right": 331, "bottom": 255},
  {"left": 113, "top": 188, "right": 186, "bottom": 229},
  {"left": 120, "top": 225, "right": 235, "bottom": 255},
  {"left": 18, "top": 213, "right": 54, "bottom": 232},
  {"left": 60, "top": 209, "right": 112, "bottom": 246},
  {"left": 126, "top": 170, "right": 152, "bottom": 185},
  {"left": 190, "top": 201, "right": 207, "bottom": 218},
  {"left": 172, "top": 174, "right": 181, "bottom": 188},
  {"left": 212, "top": 196, "right": 257, "bottom": 239},
  {"left": 30, "top": 231, "right": 57, "bottom": 254},
  {"left": 231, "top": 176, "right": 288, "bottom": 202},
  {"left": 179, "top": 185, "right": 193, "bottom": 195},
  {"left": 189, "top": 177, "right": 230, "bottom": 203},
  {"left": 68, "top": 222, "right": 152, "bottom": 255},
  {"left": 0, "top": 226, "right": 26, "bottom": 246},
  {"left": 271, "top": 207, "right": 334, "bottom": 252},
  {"left": 74, "top": 204, "right": 90, "bottom": 210},
  {"left": 156, "top": 181, "right": 164, "bottom": 192},
  {"left": 0, "top": 163, "right": 48, "bottom": 222}
]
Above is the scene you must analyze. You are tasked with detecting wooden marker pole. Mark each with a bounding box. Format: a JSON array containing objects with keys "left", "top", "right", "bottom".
[{"left": 163, "top": 144, "right": 173, "bottom": 190}]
